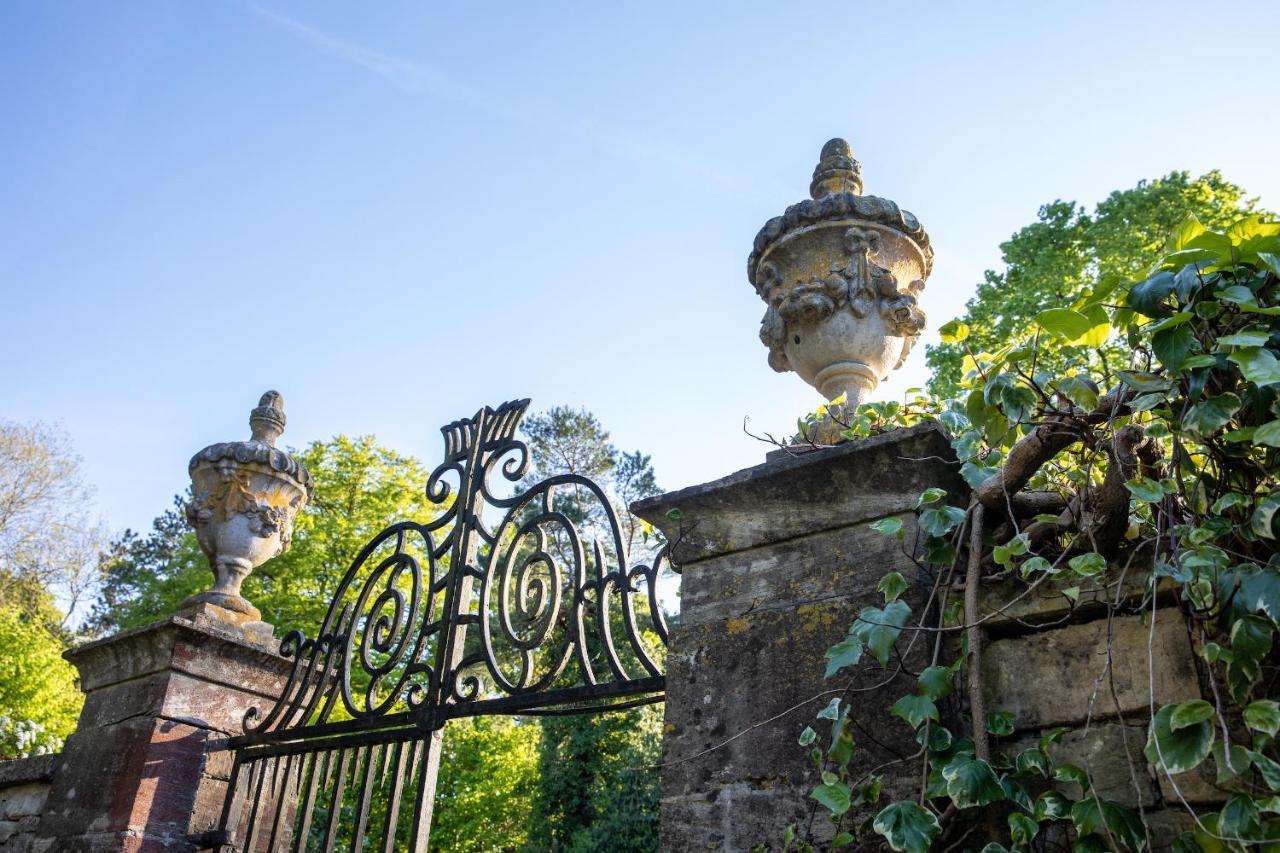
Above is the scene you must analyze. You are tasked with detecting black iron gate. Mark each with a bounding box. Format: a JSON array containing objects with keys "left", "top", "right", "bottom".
[{"left": 197, "top": 399, "right": 672, "bottom": 852}]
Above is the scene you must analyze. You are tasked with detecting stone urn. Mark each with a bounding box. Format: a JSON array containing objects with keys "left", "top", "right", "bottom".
[
  {"left": 749, "top": 139, "right": 932, "bottom": 410},
  {"left": 182, "top": 391, "right": 313, "bottom": 621}
]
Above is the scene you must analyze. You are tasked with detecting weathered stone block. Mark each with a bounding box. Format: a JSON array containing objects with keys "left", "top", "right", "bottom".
[
  {"left": 1005, "top": 723, "right": 1157, "bottom": 807},
  {"left": 635, "top": 422, "right": 967, "bottom": 565},
  {"left": 981, "top": 612, "right": 1200, "bottom": 731}
]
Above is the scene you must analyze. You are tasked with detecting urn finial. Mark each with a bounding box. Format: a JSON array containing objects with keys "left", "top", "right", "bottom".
[
  {"left": 748, "top": 139, "right": 932, "bottom": 426},
  {"left": 809, "top": 138, "right": 863, "bottom": 199},
  {"left": 181, "top": 391, "right": 313, "bottom": 627},
  {"left": 250, "top": 390, "right": 287, "bottom": 446}
]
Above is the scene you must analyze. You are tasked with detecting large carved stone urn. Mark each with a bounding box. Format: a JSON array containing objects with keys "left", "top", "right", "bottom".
[
  {"left": 749, "top": 139, "right": 932, "bottom": 409},
  {"left": 182, "top": 391, "right": 313, "bottom": 621}
]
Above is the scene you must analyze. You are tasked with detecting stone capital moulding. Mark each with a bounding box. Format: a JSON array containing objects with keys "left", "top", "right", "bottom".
[
  {"left": 749, "top": 139, "right": 932, "bottom": 408},
  {"left": 183, "top": 391, "right": 313, "bottom": 621}
]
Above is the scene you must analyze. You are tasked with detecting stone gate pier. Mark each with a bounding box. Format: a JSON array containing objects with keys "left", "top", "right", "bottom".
[{"left": 635, "top": 425, "right": 966, "bottom": 848}]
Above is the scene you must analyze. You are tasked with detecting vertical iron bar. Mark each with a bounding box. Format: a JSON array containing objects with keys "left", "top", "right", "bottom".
[
  {"left": 214, "top": 756, "right": 248, "bottom": 852},
  {"left": 348, "top": 744, "right": 381, "bottom": 852},
  {"left": 378, "top": 740, "right": 411, "bottom": 853},
  {"left": 266, "top": 752, "right": 297, "bottom": 852},
  {"left": 407, "top": 730, "right": 444, "bottom": 853},
  {"left": 243, "top": 758, "right": 274, "bottom": 853},
  {"left": 292, "top": 749, "right": 328, "bottom": 853},
  {"left": 321, "top": 748, "right": 352, "bottom": 853}
]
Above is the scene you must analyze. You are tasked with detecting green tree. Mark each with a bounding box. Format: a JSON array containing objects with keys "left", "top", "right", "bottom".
[
  {"left": 518, "top": 406, "right": 664, "bottom": 852},
  {"left": 926, "top": 171, "right": 1262, "bottom": 398},
  {"left": 428, "top": 717, "right": 540, "bottom": 851},
  {"left": 0, "top": 587, "right": 81, "bottom": 759}
]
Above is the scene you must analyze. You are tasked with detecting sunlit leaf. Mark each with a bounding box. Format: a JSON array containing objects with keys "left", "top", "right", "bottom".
[
  {"left": 872, "top": 801, "right": 940, "bottom": 853},
  {"left": 1229, "top": 347, "right": 1280, "bottom": 386},
  {"left": 938, "top": 319, "right": 970, "bottom": 343}
]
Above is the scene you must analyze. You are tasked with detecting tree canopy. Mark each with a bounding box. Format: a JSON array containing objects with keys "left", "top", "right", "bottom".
[{"left": 926, "top": 170, "right": 1262, "bottom": 399}]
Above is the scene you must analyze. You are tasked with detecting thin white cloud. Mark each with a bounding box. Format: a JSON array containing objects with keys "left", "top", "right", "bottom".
[{"left": 249, "top": 6, "right": 773, "bottom": 195}]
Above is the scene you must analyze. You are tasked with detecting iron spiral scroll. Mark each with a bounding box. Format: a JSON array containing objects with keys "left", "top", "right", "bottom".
[{"left": 233, "top": 398, "right": 673, "bottom": 750}]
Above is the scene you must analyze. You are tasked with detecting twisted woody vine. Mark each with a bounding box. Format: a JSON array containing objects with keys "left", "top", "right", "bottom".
[{"left": 771, "top": 217, "right": 1280, "bottom": 851}]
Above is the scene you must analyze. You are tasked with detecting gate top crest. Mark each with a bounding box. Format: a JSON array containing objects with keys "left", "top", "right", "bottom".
[{"left": 233, "top": 398, "right": 671, "bottom": 752}]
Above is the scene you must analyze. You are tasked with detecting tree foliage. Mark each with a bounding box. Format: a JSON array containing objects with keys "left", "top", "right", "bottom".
[
  {"left": 429, "top": 717, "right": 540, "bottom": 852},
  {"left": 0, "top": 589, "right": 81, "bottom": 759},
  {"left": 0, "top": 420, "right": 104, "bottom": 624},
  {"left": 926, "top": 171, "right": 1262, "bottom": 399}
]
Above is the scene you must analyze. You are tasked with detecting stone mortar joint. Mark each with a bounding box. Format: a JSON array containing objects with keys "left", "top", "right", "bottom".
[
  {"left": 748, "top": 138, "right": 931, "bottom": 410},
  {"left": 182, "top": 390, "right": 313, "bottom": 621}
]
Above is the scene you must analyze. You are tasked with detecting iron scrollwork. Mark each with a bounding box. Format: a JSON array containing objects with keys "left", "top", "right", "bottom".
[{"left": 237, "top": 398, "right": 671, "bottom": 747}]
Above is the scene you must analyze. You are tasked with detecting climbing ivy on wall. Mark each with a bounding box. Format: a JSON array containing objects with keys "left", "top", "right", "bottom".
[{"left": 780, "top": 215, "right": 1280, "bottom": 851}]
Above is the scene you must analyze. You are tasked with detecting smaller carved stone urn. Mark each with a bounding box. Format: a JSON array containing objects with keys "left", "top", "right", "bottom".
[
  {"left": 182, "top": 391, "right": 313, "bottom": 621},
  {"left": 749, "top": 139, "right": 932, "bottom": 411}
]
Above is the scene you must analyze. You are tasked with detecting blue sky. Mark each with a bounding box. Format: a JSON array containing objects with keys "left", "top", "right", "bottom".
[{"left": 3, "top": 1, "right": 1278, "bottom": 540}]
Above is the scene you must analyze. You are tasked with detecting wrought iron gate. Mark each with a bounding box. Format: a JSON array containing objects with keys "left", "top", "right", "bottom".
[{"left": 196, "top": 399, "right": 672, "bottom": 852}]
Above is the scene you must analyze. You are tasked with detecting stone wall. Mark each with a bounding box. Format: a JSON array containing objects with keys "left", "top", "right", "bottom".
[
  {"left": 0, "top": 755, "right": 58, "bottom": 852},
  {"left": 980, "top": 567, "right": 1220, "bottom": 847}
]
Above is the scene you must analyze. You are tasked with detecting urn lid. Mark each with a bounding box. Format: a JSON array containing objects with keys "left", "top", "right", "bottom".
[
  {"left": 188, "top": 391, "right": 314, "bottom": 497},
  {"left": 746, "top": 139, "right": 932, "bottom": 291}
]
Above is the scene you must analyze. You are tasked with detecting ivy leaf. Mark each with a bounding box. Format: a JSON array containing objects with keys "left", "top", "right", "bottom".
[
  {"left": 1152, "top": 324, "right": 1197, "bottom": 371},
  {"left": 798, "top": 726, "right": 816, "bottom": 746},
  {"left": 1008, "top": 812, "right": 1039, "bottom": 846},
  {"left": 1249, "top": 750, "right": 1280, "bottom": 792},
  {"left": 1118, "top": 369, "right": 1172, "bottom": 392},
  {"left": 1035, "top": 307, "right": 1093, "bottom": 340},
  {"left": 878, "top": 571, "right": 908, "bottom": 604},
  {"left": 918, "top": 665, "right": 954, "bottom": 701},
  {"left": 824, "top": 638, "right": 863, "bottom": 679},
  {"left": 1219, "top": 794, "right": 1262, "bottom": 842},
  {"left": 872, "top": 801, "right": 941, "bottom": 853},
  {"left": 1218, "top": 328, "right": 1272, "bottom": 347},
  {"left": 1070, "top": 797, "right": 1145, "bottom": 852},
  {"left": 993, "top": 533, "right": 1029, "bottom": 566},
  {"left": 1252, "top": 493, "right": 1280, "bottom": 539},
  {"left": 919, "top": 505, "right": 967, "bottom": 538},
  {"left": 1169, "top": 699, "right": 1215, "bottom": 731},
  {"left": 871, "top": 517, "right": 904, "bottom": 538},
  {"left": 1015, "top": 748, "right": 1050, "bottom": 777},
  {"left": 817, "top": 698, "right": 841, "bottom": 720},
  {"left": 1055, "top": 376, "right": 1099, "bottom": 410},
  {"left": 986, "top": 711, "right": 1015, "bottom": 736},
  {"left": 941, "top": 755, "right": 1005, "bottom": 808},
  {"left": 1216, "top": 284, "right": 1257, "bottom": 304},
  {"left": 1062, "top": 586, "right": 1081, "bottom": 603},
  {"left": 1053, "top": 763, "right": 1089, "bottom": 785},
  {"left": 1034, "top": 790, "right": 1069, "bottom": 821},
  {"left": 1229, "top": 347, "right": 1280, "bottom": 386},
  {"left": 891, "top": 694, "right": 939, "bottom": 730},
  {"left": 938, "top": 319, "right": 969, "bottom": 343},
  {"left": 916, "top": 487, "right": 947, "bottom": 508},
  {"left": 1255, "top": 420, "right": 1280, "bottom": 447},
  {"left": 1145, "top": 704, "right": 1215, "bottom": 774},
  {"left": 1127, "top": 270, "right": 1176, "bottom": 317},
  {"left": 810, "top": 779, "right": 852, "bottom": 816},
  {"left": 1244, "top": 700, "right": 1280, "bottom": 736},
  {"left": 1125, "top": 476, "right": 1165, "bottom": 503},
  {"left": 851, "top": 600, "right": 912, "bottom": 667},
  {"left": 1068, "top": 552, "right": 1106, "bottom": 576},
  {"left": 1182, "top": 393, "right": 1241, "bottom": 437},
  {"left": 830, "top": 832, "right": 854, "bottom": 849}
]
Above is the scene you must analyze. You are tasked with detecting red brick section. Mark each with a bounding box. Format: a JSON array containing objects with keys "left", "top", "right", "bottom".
[{"left": 32, "top": 610, "right": 291, "bottom": 853}]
